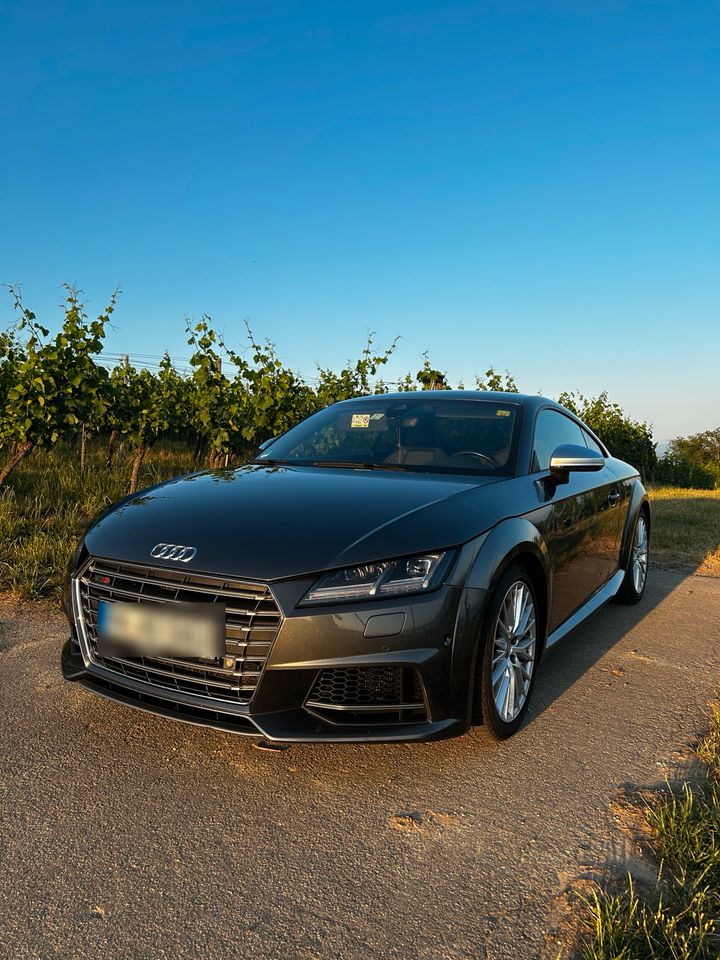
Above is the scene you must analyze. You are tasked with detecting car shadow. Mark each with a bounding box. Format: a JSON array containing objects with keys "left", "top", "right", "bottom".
[{"left": 524, "top": 565, "right": 693, "bottom": 728}]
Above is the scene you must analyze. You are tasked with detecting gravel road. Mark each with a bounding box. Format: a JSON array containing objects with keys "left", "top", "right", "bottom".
[{"left": 1, "top": 569, "right": 719, "bottom": 960}]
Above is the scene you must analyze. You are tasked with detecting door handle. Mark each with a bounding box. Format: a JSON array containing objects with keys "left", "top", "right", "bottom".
[{"left": 608, "top": 490, "right": 621, "bottom": 506}]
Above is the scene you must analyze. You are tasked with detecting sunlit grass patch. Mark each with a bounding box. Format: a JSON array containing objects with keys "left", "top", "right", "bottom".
[{"left": 647, "top": 486, "right": 720, "bottom": 575}]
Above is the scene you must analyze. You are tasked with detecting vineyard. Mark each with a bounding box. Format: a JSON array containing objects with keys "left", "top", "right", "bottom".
[
  {"left": 0, "top": 285, "right": 660, "bottom": 597},
  {"left": 0, "top": 286, "right": 659, "bottom": 488}
]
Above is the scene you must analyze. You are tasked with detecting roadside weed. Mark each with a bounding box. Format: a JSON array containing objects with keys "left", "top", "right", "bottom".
[{"left": 578, "top": 708, "right": 720, "bottom": 959}]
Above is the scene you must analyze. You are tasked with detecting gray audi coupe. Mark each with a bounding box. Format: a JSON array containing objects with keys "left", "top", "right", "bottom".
[{"left": 62, "top": 392, "right": 650, "bottom": 743}]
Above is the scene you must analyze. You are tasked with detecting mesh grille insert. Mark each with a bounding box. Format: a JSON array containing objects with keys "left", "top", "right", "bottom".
[
  {"left": 306, "top": 666, "right": 427, "bottom": 724},
  {"left": 309, "top": 665, "right": 403, "bottom": 706}
]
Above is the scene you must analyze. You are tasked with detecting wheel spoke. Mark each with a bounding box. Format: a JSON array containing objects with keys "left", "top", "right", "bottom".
[
  {"left": 513, "top": 584, "right": 532, "bottom": 634},
  {"left": 516, "top": 615, "right": 536, "bottom": 641},
  {"left": 492, "top": 659, "right": 508, "bottom": 687},
  {"left": 505, "top": 667, "right": 515, "bottom": 719},
  {"left": 502, "top": 592, "right": 514, "bottom": 627},
  {"left": 513, "top": 636, "right": 535, "bottom": 662},
  {"left": 511, "top": 659, "right": 526, "bottom": 693},
  {"left": 516, "top": 595, "right": 533, "bottom": 636},
  {"left": 495, "top": 670, "right": 510, "bottom": 716},
  {"left": 513, "top": 586, "right": 526, "bottom": 633}
]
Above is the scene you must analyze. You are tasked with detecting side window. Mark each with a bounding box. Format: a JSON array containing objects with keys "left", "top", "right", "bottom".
[
  {"left": 532, "top": 410, "right": 585, "bottom": 472},
  {"left": 582, "top": 429, "right": 605, "bottom": 455}
]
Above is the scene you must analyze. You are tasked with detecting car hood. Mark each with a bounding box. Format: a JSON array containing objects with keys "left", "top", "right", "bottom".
[{"left": 84, "top": 464, "right": 508, "bottom": 581}]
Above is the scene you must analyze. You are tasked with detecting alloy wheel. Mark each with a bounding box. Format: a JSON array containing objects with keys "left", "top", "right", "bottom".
[
  {"left": 632, "top": 515, "right": 649, "bottom": 594},
  {"left": 491, "top": 581, "right": 537, "bottom": 723}
]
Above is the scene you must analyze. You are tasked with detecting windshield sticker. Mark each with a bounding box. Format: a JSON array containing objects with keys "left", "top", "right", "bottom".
[
  {"left": 496, "top": 409, "right": 511, "bottom": 417},
  {"left": 351, "top": 414, "right": 371, "bottom": 429},
  {"left": 370, "top": 413, "right": 385, "bottom": 420}
]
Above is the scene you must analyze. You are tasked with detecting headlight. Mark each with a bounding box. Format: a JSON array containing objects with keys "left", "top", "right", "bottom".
[{"left": 300, "top": 551, "right": 455, "bottom": 605}]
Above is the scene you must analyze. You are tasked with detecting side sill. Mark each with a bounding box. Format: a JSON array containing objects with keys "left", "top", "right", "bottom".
[{"left": 545, "top": 569, "right": 625, "bottom": 651}]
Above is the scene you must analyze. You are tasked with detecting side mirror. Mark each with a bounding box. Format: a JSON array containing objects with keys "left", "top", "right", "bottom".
[
  {"left": 549, "top": 443, "right": 604, "bottom": 479},
  {"left": 258, "top": 437, "right": 278, "bottom": 452}
]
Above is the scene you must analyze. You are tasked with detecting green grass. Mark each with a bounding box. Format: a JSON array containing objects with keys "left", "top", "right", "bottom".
[
  {"left": 0, "top": 441, "right": 195, "bottom": 597},
  {"left": 578, "top": 705, "right": 720, "bottom": 960}
]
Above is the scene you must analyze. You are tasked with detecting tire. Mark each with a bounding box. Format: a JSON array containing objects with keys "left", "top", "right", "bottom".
[
  {"left": 616, "top": 509, "right": 650, "bottom": 605},
  {"left": 472, "top": 564, "right": 540, "bottom": 740}
]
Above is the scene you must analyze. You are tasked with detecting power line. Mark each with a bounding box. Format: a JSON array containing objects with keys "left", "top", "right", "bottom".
[{"left": 92, "top": 352, "right": 415, "bottom": 387}]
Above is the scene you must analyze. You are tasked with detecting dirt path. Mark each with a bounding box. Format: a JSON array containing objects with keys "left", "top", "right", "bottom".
[{"left": 1, "top": 569, "right": 718, "bottom": 960}]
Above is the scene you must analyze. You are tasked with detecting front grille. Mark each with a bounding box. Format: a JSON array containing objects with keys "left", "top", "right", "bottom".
[
  {"left": 76, "top": 558, "right": 282, "bottom": 704},
  {"left": 306, "top": 666, "right": 427, "bottom": 724}
]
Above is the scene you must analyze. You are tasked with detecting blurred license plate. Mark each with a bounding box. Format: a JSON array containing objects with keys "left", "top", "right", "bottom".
[{"left": 96, "top": 601, "right": 225, "bottom": 660}]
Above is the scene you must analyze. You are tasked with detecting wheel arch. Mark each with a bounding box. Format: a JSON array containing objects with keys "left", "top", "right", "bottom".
[
  {"left": 462, "top": 520, "right": 550, "bottom": 726},
  {"left": 619, "top": 482, "right": 651, "bottom": 573},
  {"left": 464, "top": 517, "right": 551, "bottom": 647}
]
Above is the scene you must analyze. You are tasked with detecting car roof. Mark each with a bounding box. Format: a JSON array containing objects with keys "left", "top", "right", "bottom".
[{"left": 341, "top": 390, "right": 565, "bottom": 414}]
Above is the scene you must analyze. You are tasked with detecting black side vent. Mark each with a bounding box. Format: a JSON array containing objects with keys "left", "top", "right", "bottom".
[{"left": 306, "top": 666, "right": 427, "bottom": 725}]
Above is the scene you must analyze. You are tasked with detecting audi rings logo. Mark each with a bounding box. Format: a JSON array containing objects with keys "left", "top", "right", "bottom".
[{"left": 150, "top": 543, "right": 197, "bottom": 563}]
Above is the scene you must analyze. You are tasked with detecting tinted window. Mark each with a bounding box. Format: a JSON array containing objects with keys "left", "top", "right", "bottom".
[
  {"left": 582, "top": 430, "right": 604, "bottom": 455},
  {"left": 532, "top": 409, "right": 585, "bottom": 471},
  {"left": 256, "top": 398, "right": 521, "bottom": 475}
]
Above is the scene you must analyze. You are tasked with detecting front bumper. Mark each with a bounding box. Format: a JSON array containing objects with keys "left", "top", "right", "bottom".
[{"left": 63, "top": 571, "right": 483, "bottom": 743}]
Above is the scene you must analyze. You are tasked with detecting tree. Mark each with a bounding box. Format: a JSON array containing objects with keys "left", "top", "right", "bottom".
[
  {"left": 0, "top": 328, "right": 22, "bottom": 423},
  {"left": 415, "top": 354, "right": 450, "bottom": 390},
  {"left": 394, "top": 359, "right": 518, "bottom": 393},
  {"left": 108, "top": 355, "right": 189, "bottom": 492},
  {"left": 0, "top": 285, "right": 115, "bottom": 485},
  {"left": 186, "top": 318, "right": 240, "bottom": 467},
  {"left": 315, "top": 334, "right": 398, "bottom": 407},
  {"left": 476, "top": 368, "right": 518, "bottom": 393},
  {"left": 668, "top": 428, "right": 720, "bottom": 469},
  {"left": 219, "top": 327, "right": 315, "bottom": 455},
  {"left": 656, "top": 428, "right": 720, "bottom": 489}
]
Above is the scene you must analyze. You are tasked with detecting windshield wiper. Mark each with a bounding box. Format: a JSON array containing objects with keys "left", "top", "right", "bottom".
[
  {"left": 251, "top": 457, "right": 408, "bottom": 471},
  {"left": 311, "top": 460, "right": 408, "bottom": 471}
]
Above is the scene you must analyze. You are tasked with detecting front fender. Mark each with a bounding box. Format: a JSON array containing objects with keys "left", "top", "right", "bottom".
[
  {"left": 464, "top": 517, "right": 550, "bottom": 594},
  {"left": 619, "top": 480, "right": 650, "bottom": 571},
  {"left": 448, "top": 517, "right": 551, "bottom": 723}
]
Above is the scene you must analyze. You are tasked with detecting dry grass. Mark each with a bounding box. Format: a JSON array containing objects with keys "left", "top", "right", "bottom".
[
  {"left": 0, "top": 441, "right": 195, "bottom": 597},
  {"left": 647, "top": 486, "right": 720, "bottom": 576}
]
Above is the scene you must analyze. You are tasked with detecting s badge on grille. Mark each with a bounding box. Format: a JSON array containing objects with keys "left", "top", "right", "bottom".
[{"left": 150, "top": 543, "right": 197, "bottom": 563}]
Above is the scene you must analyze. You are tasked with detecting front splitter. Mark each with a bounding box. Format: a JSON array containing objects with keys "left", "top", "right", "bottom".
[{"left": 62, "top": 639, "right": 464, "bottom": 744}]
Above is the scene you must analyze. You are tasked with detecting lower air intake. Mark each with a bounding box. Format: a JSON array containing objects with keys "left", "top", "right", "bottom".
[{"left": 306, "top": 666, "right": 427, "bottom": 724}]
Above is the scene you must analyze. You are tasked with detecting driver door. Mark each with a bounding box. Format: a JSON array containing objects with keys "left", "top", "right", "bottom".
[{"left": 531, "top": 409, "right": 613, "bottom": 632}]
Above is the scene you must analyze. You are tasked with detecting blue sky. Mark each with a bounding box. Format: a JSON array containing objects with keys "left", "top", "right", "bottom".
[{"left": 1, "top": 1, "right": 718, "bottom": 442}]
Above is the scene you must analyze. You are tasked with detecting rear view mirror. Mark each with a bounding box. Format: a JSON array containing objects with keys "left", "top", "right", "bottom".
[{"left": 549, "top": 443, "right": 604, "bottom": 478}]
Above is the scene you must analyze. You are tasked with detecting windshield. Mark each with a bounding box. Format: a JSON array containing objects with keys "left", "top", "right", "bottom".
[{"left": 255, "top": 398, "right": 521, "bottom": 475}]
